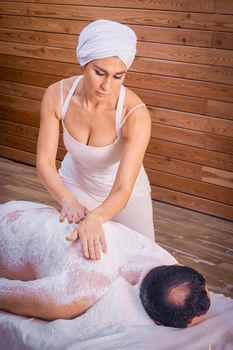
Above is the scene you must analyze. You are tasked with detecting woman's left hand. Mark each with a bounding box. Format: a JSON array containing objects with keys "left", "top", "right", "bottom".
[{"left": 66, "top": 214, "right": 107, "bottom": 260}]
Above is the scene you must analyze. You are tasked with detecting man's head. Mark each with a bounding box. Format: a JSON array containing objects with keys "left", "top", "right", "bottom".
[{"left": 139, "top": 265, "right": 210, "bottom": 328}]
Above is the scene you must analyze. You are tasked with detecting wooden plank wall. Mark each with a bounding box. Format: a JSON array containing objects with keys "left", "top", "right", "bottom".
[{"left": 0, "top": 0, "right": 232, "bottom": 220}]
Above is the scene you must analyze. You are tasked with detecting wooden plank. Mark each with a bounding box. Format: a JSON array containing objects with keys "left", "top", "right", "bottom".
[
  {"left": 133, "top": 57, "right": 233, "bottom": 85},
  {"left": 158, "top": 234, "right": 232, "bottom": 265},
  {"left": 0, "top": 67, "right": 59, "bottom": 87},
  {"left": 0, "top": 19, "right": 214, "bottom": 47},
  {"left": 150, "top": 107, "right": 233, "bottom": 137},
  {"left": 0, "top": 42, "right": 75, "bottom": 65},
  {"left": 144, "top": 153, "right": 201, "bottom": 180},
  {"left": 212, "top": 32, "right": 233, "bottom": 50},
  {"left": 147, "top": 139, "right": 233, "bottom": 172},
  {"left": 206, "top": 100, "right": 233, "bottom": 120},
  {"left": 0, "top": 57, "right": 213, "bottom": 118},
  {"left": 0, "top": 89, "right": 204, "bottom": 120},
  {"left": 215, "top": 0, "right": 233, "bottom": 14},
  {"left": 152, "top": 123, "right": 205, "bottom": 148},
  {"left": 0, "top": 67, "right": 232, "bottom": 117},
  {"left": 0, "top": 58, "right": 233, "bottom": 102},
  {"left": 0, "top": 14, "right": 84, "bottom": 35},
  {"left": 1, "top": 28, "right": 233, "bottom": 83},
  {"left": 205, "top": 134, "right": 233, "bottom": 154},
  {"left": 154, "top": 199, "right": 233, "bottom": 234},
  {"left": 0, "top": 79, "right": 43, "bottom": 101},
  {"left": 1, "top": 64, "right": 233, "bottom": 106},
  {"left": 0, "top": 133, "right": 65, "bottom": 160},
  {"left": 147, "top": 169, "right": 233, "bottom": 205},
  {"left": 0, "top": 119, "right": 39, "bottom": 140},
  {"left": 2, "top": 40, "right": 233, "bottom": 69},
  {"left": 151, "top": 124, "right": 233, "bottom": 154},
  {"left": 0, "top": 55, "right": 79, "bottom": 79},
  {"left": 0, "top": 145, "right": 61, "bottom": 169},
  {"left": 0, "top": 3, "right": 232, "bottom": 31},
  {"left": 151, "top": 186, "right": 233, "bottom": 220},
  {"left": 0, "top": 27, "right": 76, "bottom": 49},
  {"left": 0, "top": 55, "right": 233, "bottom": 119},
  {"left": 134, "top": 87, "right": 207, "bottom": 116},
  {"left": 0, "top": 60, "right": 230, "bottom": 119},
  {"left": 2, "top": 123, "right": 232, "bottom": 190},
  {"left": 0, "top": 107, "right": 40, "bottom": 127},
  {"left": 1, "top": 0, "right": 215, "bottom": 13},
  {"left": 0, "top": 120, "right": 65, "bottom": 147},
  {"left": 145, "top": 153, "right": 233, "bottom": 189},
  {"left": 201, "top": 166, "right": 233, "bottom": 189},
  {"left": 3, "top": 50, "right": 232, "bottom": 87},
  {"left": 5, "top": 15, "right": 231, "bottom": 51},
  {"left": 0, "top": 144, "right": 36, "bottom": 165},
  {"left": 0, "top": 93, "right": 41, "bottom": 113},
  {"left": 0, "top": 132, "right": 38, "bottom": 153},
  {"left": 137, "top": 41, "right": 233, "bottom": 67},
  {"left": 1, "top": 99, "right": 232, "bottom": 156}
]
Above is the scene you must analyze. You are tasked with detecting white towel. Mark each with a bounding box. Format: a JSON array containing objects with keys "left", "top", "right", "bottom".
[
  {"left": 0, "top": 279, "right": 233, "bottom": 350},
  {"left": 76, "top": 19, "right": 137, "bottom": 69}
]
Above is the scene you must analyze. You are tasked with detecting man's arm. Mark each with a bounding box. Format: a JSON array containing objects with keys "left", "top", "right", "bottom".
[{"left": 0, "top": 276, "right": 93, "bottom": 321}]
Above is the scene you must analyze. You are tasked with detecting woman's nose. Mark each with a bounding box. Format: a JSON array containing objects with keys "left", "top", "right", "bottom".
[{"left": 101, "top": 77, "right": 111, "bottom": 92}]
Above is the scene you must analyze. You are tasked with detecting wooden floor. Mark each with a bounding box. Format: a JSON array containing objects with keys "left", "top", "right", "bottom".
[{"left": 0, "top": 157, "right": 232, "bottom": 298}]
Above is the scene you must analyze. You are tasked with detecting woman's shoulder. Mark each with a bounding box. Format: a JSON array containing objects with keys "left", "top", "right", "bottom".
[
  {"left": 123, "top": 86, "right": 145, "bottom": 115},
  {"left": 42, "top": 76, "right": 80, "bottom": 119},
  {"left": 47, "top": 75, "right": 79, "bottom": 95}
]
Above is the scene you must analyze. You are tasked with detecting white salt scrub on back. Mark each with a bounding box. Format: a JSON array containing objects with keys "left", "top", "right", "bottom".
[{"left": 0, "top": 201, "right": 176, "bottom": 309}]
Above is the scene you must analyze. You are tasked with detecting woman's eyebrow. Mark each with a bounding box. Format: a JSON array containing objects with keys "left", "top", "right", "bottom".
[{"left": 93, "top": 65, "right": 126, "bottom": 74}]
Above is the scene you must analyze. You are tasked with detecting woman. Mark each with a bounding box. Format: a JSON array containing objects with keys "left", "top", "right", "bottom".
[{"left": 37, "top": 19, "right": 154, "bottom": 261}]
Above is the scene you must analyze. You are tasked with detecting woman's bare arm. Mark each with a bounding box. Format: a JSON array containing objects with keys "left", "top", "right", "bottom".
[
  {"left": 37, "top": 83, "right": 88, "bottom": 223},
  {"left": 91, "top": 104, "right": 151, "bottom": 222},
  {"left": 37, "top": 83, "right": 72, "bottom": 203}
]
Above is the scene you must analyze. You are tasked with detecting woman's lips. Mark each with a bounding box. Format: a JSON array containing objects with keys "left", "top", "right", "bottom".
[{"left": 96, "top": 91, "right": 109, "bottom": 96}]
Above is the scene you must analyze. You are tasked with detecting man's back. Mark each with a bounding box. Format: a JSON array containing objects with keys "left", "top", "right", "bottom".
[{"left": 0, "top": 200, "right": 176, "bottom": 320}]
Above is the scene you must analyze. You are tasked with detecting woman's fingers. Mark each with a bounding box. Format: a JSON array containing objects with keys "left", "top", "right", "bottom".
[
  {"left": 81, "top": 237, "right": 89, "bottom": 259},
  {"left": 74, "top": 216, "right": 81, "bottom": 224},
  {"left": 59, "top": 203, "right": 88, "bottom": 224},
  {"left": 66, "top": 229, "right": 78, "bottom": 241},
  {"left": 65, "top": 216, "right": 107, "bottom": 260},
  {"left": 94, "top": 237, "right": 101, "bottom": 260},
  {"left": 59, "top": 208, "right": 66, "bottom": 222},
  {"left": 87, "top": 239, "right": 96, "bottom": 260},
  {"left": 84, "top": 207, "right": 90, "bottom": 215},
  {"left": 99, "top": 233, "right": 107, "bottom": 254},
  {"left": 67, "top": 213, "right": 74, "bottom": 224}
]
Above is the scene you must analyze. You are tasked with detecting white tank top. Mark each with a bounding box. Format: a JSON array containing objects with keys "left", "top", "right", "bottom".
[{"left": 59, "top": 75, "right": 151, "bottom": 200}]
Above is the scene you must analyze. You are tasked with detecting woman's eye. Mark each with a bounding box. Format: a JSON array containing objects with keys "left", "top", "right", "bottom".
[
  {"left": 95, "top": 70, "right": 104, "bottom": 76},
  {"left": 114, "top": 75, "right": 122, "bottom": 80}
]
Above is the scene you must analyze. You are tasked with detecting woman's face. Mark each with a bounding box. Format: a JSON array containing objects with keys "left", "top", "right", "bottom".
[{"left": 82, "top": 57, "right": 127, "bottom": 99}]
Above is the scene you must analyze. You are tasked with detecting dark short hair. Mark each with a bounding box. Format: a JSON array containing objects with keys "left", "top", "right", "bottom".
[{"left": 139, "top": 265, "right": 210, "bottom": 328}]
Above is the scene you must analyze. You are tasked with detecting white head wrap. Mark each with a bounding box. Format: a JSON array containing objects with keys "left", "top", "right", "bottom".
[{"left": 76, "top": 19, "right": 137, "bottom": 69}]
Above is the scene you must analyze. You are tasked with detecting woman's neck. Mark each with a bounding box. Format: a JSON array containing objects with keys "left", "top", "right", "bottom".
[{"left": 78, "top": 78, "right": 119, "bottom": 111}]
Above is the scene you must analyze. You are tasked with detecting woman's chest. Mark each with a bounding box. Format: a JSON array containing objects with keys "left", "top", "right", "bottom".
[{"left": 64, "top": 103, "right": 118, "bottom": 147}]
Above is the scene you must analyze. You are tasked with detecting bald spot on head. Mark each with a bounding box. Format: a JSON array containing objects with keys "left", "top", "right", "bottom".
[{"left": 166, "top": 282, "right": 191, "bottom": 307}]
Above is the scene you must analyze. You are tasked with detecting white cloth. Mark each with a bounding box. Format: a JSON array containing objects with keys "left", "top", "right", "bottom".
[
  {"left": 0, "top": 281, "right": 232, "bottom": 350},
  {"left": 76, "top": 19, "right": 137, "bottom": 69}
]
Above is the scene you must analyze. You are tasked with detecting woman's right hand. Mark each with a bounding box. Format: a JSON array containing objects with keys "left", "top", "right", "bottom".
[{"left": 59, "top": 197, "right": 89, "bottom": 224}]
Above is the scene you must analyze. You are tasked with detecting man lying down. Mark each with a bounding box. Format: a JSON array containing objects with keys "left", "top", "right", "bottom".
[{"left": 0, "top": 201, "right": 210, "bottom": 328}]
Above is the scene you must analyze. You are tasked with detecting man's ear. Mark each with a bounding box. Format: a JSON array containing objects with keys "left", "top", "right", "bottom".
[{"left": 154, "top": 320, "right": 162, "bottom": 326}]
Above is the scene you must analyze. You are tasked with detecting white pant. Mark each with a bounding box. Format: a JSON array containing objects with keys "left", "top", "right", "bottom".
[{"left": 63, "top": 181, "right": 155, "bottom": 241}]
